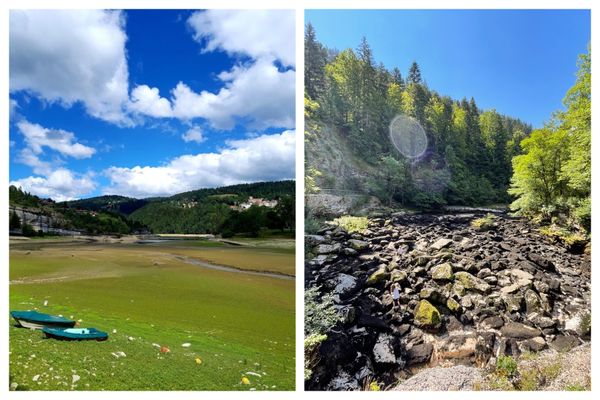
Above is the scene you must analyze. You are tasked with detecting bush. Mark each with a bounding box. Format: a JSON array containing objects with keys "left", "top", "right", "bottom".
[
  {"left": 471, "top": 213, "right": 496, "bottom": 231},
  {"left": 496, "top": 355, "right": 518, "bottom": 377},
  {"left": 21, "top": 223, "right": 37, "bottom": 237},
  {"left": 304, "top": 286, "right": 340, "bottom": 336},
  {"left": 332, "top": 215, "right": 368, "bottom": 233}
]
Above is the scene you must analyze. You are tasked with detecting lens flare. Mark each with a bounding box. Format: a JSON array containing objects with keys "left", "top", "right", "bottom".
[{"left": 389, "top": 115, "right": 428, "bottom": 160}]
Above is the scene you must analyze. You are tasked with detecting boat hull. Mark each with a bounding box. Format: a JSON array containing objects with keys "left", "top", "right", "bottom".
[
  {"left": 42, "top": 327, "right": 108, "bottom": 341},
  {"left": 11, "top": 311, "right": 76, "bottom": 330}
]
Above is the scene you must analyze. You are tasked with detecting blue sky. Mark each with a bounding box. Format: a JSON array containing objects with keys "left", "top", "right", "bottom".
[
  {"left": 9, "top": 9, "right": 295, "bottom": 201},
  {"left": 306, "top": 9, "right": 590, "bottom": 128}
]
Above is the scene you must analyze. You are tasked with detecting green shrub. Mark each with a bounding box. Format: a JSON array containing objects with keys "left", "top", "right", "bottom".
[
  {"left": 565, "top": 383, "right": 587, "bottom": 391},
  {"left": 21, "top": 223, "right": 37, "bottom": 237},
  {"left": 496, "top": 355, "right": 518, "bottom": 377},
  {"left": 332, "top": 215, "right": 368, "bottom": 233},
  {"left": 304, "top": 286, "right": 341, "bottom": 335},
  {"left": 471, "top": 213, "right": 496, "bottom": 231}
]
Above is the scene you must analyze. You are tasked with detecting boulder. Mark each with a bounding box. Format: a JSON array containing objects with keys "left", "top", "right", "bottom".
[
  {"left": 524, "top": 289, "right": 543, "bottom": 315},
  {"left": 413, "top": 300, "right": 442, "bottom": 331},
  {"left": 390, "top": 270, "right": 408, "bottom": 284},
  {"left": 333, "top": 273, "right": 361, "bottom": 299},
  {"left": 372, "top": 334, "right": 397, "bottom": 364},
  {"left": 500, "top": 322, "right": 541, "bottom": 339},
  {"left": 347, "top": 239, "right": 369, "bottom": 251},
  {"left": 406, "top": 343, "right": 433, "bottom": 365},
  {"left": 480, "top": 316, "right": 504, "bottom": 329},
  {"left": 366, "top": 267, "right": 389, "bottom": 286},
  {"left": 549, "top": 334, "right": 580, "bottom": 352},
  {"left": 316, "top": 243, "right": 342, "bottom": 254},
  {"left": 454, "top": 271, "right": 491, "bottom": 294},
  {"left": 447, "top": 298, "right": 461, "bottom": 313},
  {"left": 431, "top": 262, "right": 454, "bottom": 281},
  {"left": 431, "top": 238, "right": 453, "bottom": 251}
]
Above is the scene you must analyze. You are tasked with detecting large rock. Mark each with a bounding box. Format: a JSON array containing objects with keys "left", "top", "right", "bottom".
[
  {"left": 431, "top": 262, "right": 454, "bottom": 281},
  {"left": 366, "top": 267, "right": 389, "bottom": 286},
  {"left": 372, "top": 334, "right": 397, "bottom": 364},
  {"left": 390, "top": 270, "right": 408, "bottom": 284},
  {"left": 524, "top": 289, "right": 543, "bottom": 314},
  {"left": 436, "top": 334, "right": 477, "bottom": 361},
  {"left": 413, "top": 300, "right": 442, "bottom": 331},
  {"left": 406, "top": 343, "right": 433, "bottom": 365},
  {"left": 315, "top": 243, "right": 342, "bottom": 254},
  {"left": 454, "top": 271, "right": 491, "bottom": 294},
  {"left": 549, "top": 334, "right": 580, "bottom": 352},
  {"left": 431, "top": 238, "right": 453, "bottom": 251},
  {"left": 347, "top": 239, "right": 369, "bottom": 251},
  {"left": 500, "top": 322, "right": 541, "bottom": 339},
  {"left": 332, "top": 273, "right": 360, "bottom": 299}
]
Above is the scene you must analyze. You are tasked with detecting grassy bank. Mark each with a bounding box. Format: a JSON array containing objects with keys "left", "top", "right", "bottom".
[{"left": 9, "top": 241, "right": 295, "bottom": 390}]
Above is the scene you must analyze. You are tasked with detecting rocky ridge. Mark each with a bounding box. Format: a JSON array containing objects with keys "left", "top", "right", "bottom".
[{"left": 304, "top": 213, "right": 591, "bottom": 390}]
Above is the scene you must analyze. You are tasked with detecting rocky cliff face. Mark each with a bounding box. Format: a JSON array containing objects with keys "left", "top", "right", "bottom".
[{"left": 304, "top": 213, "right": 590, "bottom": 390}]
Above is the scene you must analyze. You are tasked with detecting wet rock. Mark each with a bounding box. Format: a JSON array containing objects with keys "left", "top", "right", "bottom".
[
  {"left": 358, "top": 314, "right": 388, "bottom": 330},
  {"left": 500, "top": 322, "right": 541, "bottom": 339}
]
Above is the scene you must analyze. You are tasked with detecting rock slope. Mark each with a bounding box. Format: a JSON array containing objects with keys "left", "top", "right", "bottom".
[{"left": 304, "top": 213, "right": 590, "bottom": 390}]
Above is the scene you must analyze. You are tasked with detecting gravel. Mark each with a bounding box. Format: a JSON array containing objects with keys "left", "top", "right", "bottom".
[{"left": 394, "top": 365, "right": 482, "bottom": 391}]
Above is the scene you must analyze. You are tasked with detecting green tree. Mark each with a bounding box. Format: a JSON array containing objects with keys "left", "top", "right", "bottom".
[
  {"left": 10, "top": 211, "right": 21, "bottom": 230},
  {"left": 305, "top": 23, "right": 327, "bottom": 100},
  {"left": 408, "top": 61, "right": 422, "bottom": 84},
  {"left": 509, "top": 127, "right": 570, "bottom": 216}
]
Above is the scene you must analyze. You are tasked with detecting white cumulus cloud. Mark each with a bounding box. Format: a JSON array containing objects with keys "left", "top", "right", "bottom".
[
  {"left": 16, "top": 120, "right": 95, "bottom": 159},
  {"left": 181, "top": 126, "right": 204, "bottom": 143},
  {"left": 10, "top": 10, "right": 130, "bottom": 124},
  {"left": 104, "top": 130, "right": 295, "bottom": 198},
  {"left": 10, "top": 169, "right": 97, "bottom": 202},
  {"left": 132, "top": 58, "right": 295, "bottom": 130},
  {"left": 187, "top": 9, "right": 296, "bottom": 67}
]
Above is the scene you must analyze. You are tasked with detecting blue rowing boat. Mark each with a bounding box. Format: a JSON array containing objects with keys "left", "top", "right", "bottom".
[
  {"left": 11, "top": 310, "right": 76, "bottom": 330},
  {"left": 43, "top": 327, "right": 109, "bottom": 341}
]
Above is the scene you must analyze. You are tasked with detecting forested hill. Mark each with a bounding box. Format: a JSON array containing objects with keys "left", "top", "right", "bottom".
[
  {"left": 67, "top": 180, "right": 295, "bottom": 234},
  {"left": 305, "top": 24, "right": 532, "bottom": 208},
  {"left": 10, "top": 181, "right": 295, "bottom": 236}
]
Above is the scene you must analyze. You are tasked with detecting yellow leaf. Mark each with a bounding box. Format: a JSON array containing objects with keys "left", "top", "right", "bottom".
[
  {"left": 195, "top": 357, "right": 202, "bottom": 365},
  {"left": 241, "top": 376, "right": 250, "bottom": 385}
]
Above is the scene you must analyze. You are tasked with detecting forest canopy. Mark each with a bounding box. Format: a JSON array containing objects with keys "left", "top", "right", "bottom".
[
  {"left": 305, "top": 23, "right": 590, "bottom": 233},
  {"left": 305, "top": 24, "right": 532, "bottom": 208}
]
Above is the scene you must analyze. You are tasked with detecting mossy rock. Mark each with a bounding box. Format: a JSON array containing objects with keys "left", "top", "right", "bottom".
[
  {"left": 454, "top": 271, "right": 491, "bottom": 293},
  {"left": 413, "top": 300, "right": 441, "bottom": 331},
  {"left": 390, "top": 270, "right": 408, "bottom": 284},
  {"left": 431, "top": 262, "right": 453, "bottom": 280},
  {"left": 366, "top": 267, "right": 390, "bottom": 286},
  {"left": 447, "top": 298, "right": 461, "bottom": 313}
]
